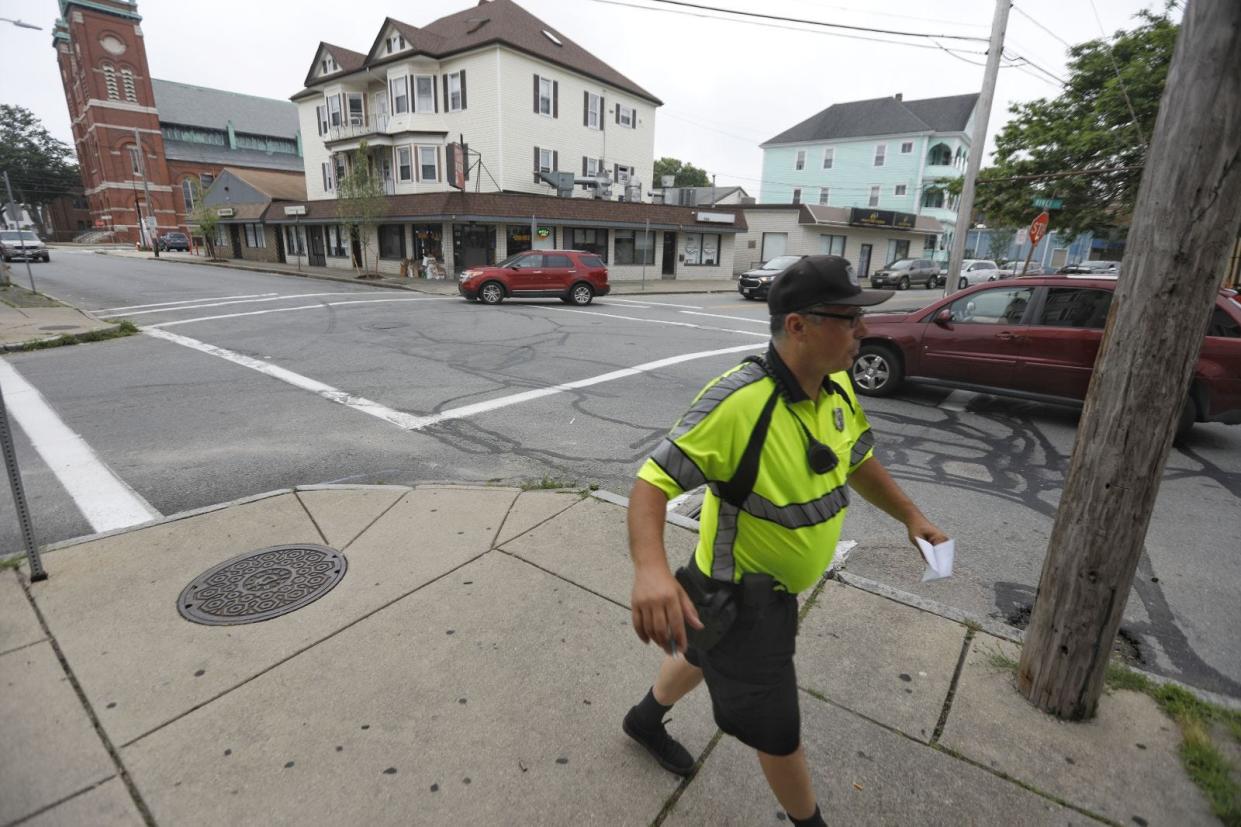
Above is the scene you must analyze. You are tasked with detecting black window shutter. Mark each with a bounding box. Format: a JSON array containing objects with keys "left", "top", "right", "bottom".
[
  {"left": 583, "top": 91, "right": 588, "bottom": 127},
  {"left": 600, "top": 97, "right": 604, "bottom": 131},
  {"left": 443, "top": 75, "right": 449, "bottom": 110},
  {"left": 615, "top": 105, "right": 619, "bottom": 125},
  {"left": 533, "top": 75, "right": 539, "bottom": 113},
  {"left": 534, "top": 146, "right": 540, "bottom": 183},
  {"left": 433, "top": 76, "right": 439, "bottom": 112},
  {"left": 460, "top": 70, "right": 467, "bottom": 109},
  {"left": 552, "top": 150, "right": 558, "bottom": 171},
  {"left": 582, "top": 156, "right": 587, "bottom": 175},
  {"left": 552, "top": 81, "right": 558, "bottom": 118}
]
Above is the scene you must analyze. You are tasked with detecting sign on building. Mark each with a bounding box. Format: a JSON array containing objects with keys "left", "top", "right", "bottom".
[
  {"left": 848, "top": 207, "right": 917, "bottom": 230},
  {"left": 446, "top": 143, "right": 468, "bottom": 191}
]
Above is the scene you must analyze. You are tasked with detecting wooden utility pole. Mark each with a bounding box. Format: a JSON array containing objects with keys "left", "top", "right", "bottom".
[
  {"left": 944, "top": 0, "right": 1010, "bottom": 294},
  {"left": 1018, "top": 0, "right": 1241, "bottom": 720}
]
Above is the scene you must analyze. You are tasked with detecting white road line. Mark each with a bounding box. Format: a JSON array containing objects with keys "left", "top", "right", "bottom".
[
  {"left": 107, "top": 292, "right": 377, "bottom": 317},
  {"left": 529, "top": 305, "right": 769, "bottom": 338},
  {"left": 96, "top": 293, "right": 278, "bottom": 313},
  {"left": 0, "top": 360, "right": 161, "bottom": 532},
  {"left": 679, "top": 310, "right": 769, "bottom": 325},
  {"left": 602, "top": 301, "right": 651, "bottom": 309},
  {"left": 144, "top": 329, "right": 760, "bottom": 433},
  {"left": 606, "top": 298, "right": 703, "bottom": 310},
  {"left": 143, "top": 329, "right": 428, "bottom": 429},
  {"left": 940, "top": 390, "right": 976, "bottom": 411},
  {"left": 147, "top": 297, "right": 453, "bottom": 328},
  {"left": 403, "top": 342, "right": 763, "bottom": 429}
]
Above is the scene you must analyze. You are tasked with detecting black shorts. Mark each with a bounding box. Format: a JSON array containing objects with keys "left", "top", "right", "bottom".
[{"left": 685, "top": 588, "right": 800, "bottom": 756}]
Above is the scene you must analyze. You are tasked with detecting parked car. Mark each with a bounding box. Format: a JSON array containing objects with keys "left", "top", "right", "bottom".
[
  {"left": 458, "top": 249, "right": 610, "bottom": 306},
  {"left": 157, "top": 231, "right": 191, "bottom": 252},
  {"left": 737, "top": 255, "right": 804, "bottom": 300},
  {"left": 869, "top": 258, "right": 942, "bottom": 290},
  {"left": 955, "top": 259, "right": 1000, "bottom": 288},
  {"left": 996, "top": 262, "right": 1045, "bottom": 279},
  {"left": 1060, "top": 260, "right": 1120, "bottom": 276},
  {"left": 0, "top": 230, "right": 50, "bottom": 262},
  {"left": 850, "top": 275, "right": 1241, "bottom": 436}
]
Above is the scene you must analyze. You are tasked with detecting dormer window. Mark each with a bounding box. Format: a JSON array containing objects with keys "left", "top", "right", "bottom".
[
  {"left": 320, "top": 55, "right": 337, "bottom": 75},
  {"left": 385, "top": 34, "right": 406, "bottom": 54}
]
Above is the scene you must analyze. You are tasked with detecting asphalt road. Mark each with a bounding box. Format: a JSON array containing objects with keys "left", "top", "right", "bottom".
[{"left": 3, "top": 250, "right": 1239, "bottom": 698}]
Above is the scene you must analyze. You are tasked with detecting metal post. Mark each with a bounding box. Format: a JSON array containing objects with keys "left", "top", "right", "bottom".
[
  {"left": 3, "top": 172, "right": 37, "bottom": 293},
  {"left": 133, "top": 129, "right": 159, "bottom": 258},
  {"left": 641, "top": 217, "right": 649, "bottom": 291},
  {"left": 0, "top": 378, "right": 45, "bottom": 581},
  {"left": 944, "top": 0, "right": 1011, "bottom": 295}
]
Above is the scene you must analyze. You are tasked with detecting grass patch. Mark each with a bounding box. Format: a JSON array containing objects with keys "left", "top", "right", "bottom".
[
  {"left": 0, "top": 283, "right": 63, "bottom": 309},
  {"left": 12, "top": 320, "right": 138, "bottom": 351},
  {"left": 519, "top": 475, "right": 578, "bottom": 491},
  {"left": 0, "top": 555, "right": 25, "bottom": 571},
  {"left": 986, "top": 650, "right": 1019, "bottom": 673}
]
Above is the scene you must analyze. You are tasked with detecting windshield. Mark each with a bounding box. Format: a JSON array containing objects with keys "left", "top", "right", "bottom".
[
  {"left": 761, "top": 256, "right": 801, "bottom": 271},
  {"left": 496, "top": 253, "right": 530, "bottom": 268},
  {"left": 886, "top": 259, "right": 916, "bottom": 269},
  {"left": 0, "top": 231, "right": 39, "bottom": 241}
]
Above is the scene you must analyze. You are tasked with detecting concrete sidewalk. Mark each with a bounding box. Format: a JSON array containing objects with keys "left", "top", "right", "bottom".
[
  {"left": 0, "top": 285, "right": 119, "bottom": 351},
  {"left": 1, "top": 486, "right": 1218, "bottom": 825},
  {"left": 95, "top": 248, "right": 741, "bottom": 297}
]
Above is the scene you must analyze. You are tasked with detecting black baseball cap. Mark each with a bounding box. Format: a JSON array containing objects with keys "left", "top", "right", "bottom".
[{"left": 767, "top": 255, "right": 893, "bottom": 314}]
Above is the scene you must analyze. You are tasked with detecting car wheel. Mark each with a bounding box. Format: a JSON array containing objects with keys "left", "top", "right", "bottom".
[
  {"left": 479, "top": 281, "right": 505, "bottom": 305},
  {"left": 1174, "top": 394, "right": 1198, "bottom": 441},
  {"left": 42, "top": 254, "right": 50, "bottom": 262},
  {"left": 852, "top": 344, "right": 904, "bottom": 397},
  {"left": 569, "top": 282, "right": 594, "bottom": 306},
  {"left": 897, "top": 276, "right": 910, "bottom": 291},
  {"left": 958, "top": 277, "right": 968, "bottom": 290}
]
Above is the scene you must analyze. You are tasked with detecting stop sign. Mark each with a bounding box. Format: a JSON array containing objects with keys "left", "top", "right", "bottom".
[{"left": 1029, "top": 211, "right": 1050, "bottom": 245}]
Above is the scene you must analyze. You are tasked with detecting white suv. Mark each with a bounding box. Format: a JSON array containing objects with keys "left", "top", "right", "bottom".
[
  {"left": 956, "top": 259, "right": 999, "bottom": 288},
  {"left": 0, "top": 230, "right": 50, "bottom": 263}
]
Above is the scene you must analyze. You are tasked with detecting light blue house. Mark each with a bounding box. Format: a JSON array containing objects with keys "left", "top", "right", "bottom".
[{"left": 759, "top": 93, "right": 978, "bottom": 266}]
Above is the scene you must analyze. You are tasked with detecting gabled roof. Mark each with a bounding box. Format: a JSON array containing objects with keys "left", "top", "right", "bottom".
[
  {"left": 763, "top": 93, "right": 978, "bottom": 146},
  {"left": 152, "top": 79, "right": 298, "bottom": 139},
  {"left": 221, "top": 168, "right": 307, "bottom": 202},
  {"left": 302, "top": 42, "right": 368, "bottom": 88},
  {"left": 300, "top": 0, "right": 660, "bottom": 105}
]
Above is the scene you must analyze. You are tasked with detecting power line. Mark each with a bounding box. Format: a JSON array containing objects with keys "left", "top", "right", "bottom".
[
  {"left": 1087, "top": 0, "right": 1149, "bottom": 148},
  {"left": 646, "top": 0, "right": 990, "bottom": 41},
  {"left": 1002, "top": 52, "right": 1067, "bottom": 85},
  {"left": 658, "top": 111, "right": 769, "bottom": 145},
  {"left": 976, "top": 165, "right": 1144, "bottom": 184},
  {"left": 1011, "top": 3, "right": 1073, "bottom": 48},
  {"left": 803, "top": 0, "right": 988, "bottom": 30},
  {"left": 588, "top": 0, "right": 992, "bottom": 53}
]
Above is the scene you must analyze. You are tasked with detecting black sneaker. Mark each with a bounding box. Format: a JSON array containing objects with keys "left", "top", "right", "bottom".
[{"left": 623, "top": 707, "right": 695, "bottom": 776}]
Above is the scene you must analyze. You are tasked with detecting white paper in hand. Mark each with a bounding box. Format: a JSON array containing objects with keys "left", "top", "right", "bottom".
[{"left": 915, "top": 537, "right": 955, "bottom": 582}]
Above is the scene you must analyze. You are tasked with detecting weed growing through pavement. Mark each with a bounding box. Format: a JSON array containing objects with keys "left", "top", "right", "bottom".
[
  {"left": 986, "top": 650, "right": 1240, "bottom": 822},
  {"left": 14, "top": 320, "right": 139, "bottom": 351},
  {"left": 519, "top": 475, "right": 578, "bottom": 491}
]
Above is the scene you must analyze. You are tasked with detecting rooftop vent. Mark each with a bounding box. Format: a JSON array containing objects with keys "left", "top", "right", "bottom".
[
  {"left": 467, "top": 16, "right": 489, "bottom": 33},
  {"left": 542, "top": 29, "right": 563, "bottom": 46},
  {"left": 894, "top": 93, "right": 903, "bottom": 101}
]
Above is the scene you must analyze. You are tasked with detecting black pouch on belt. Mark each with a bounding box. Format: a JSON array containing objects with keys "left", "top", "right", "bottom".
[{"left": 675, "top": 566, "right": 739, "bottom": 652}]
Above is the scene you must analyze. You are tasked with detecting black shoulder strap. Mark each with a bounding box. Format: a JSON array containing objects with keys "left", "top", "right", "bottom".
[{"left": 716, "top": 384, "right": 780, "bottom": 509}]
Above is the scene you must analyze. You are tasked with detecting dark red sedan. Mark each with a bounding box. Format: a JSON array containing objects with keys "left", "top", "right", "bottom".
[{"left": 851, "top": 275, "right": 1241, "bottom": 436}]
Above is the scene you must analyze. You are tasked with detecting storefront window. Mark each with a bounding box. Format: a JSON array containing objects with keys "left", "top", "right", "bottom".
[
  {"left": 684, "top": 232, "right": 720, "bottom": 266},
  {"left": 506, "top": 225, "right": 533, "bottom": 257},
  {"left": 378, "top": 224, "right": 405, "bottom": 260},
  {"left": 614, "top": 229, "right": 655, "bottom": 265},
  {"left": 568, "top": 227, "right": 608, "bottom": 262},
  {"left": 452, "top": 223, "right": 496, "bottom": 270}
]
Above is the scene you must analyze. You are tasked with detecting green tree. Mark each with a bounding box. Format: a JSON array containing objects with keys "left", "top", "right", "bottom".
[
  {"left": 186, "top": 181, "right": 221, "bottom": 260},
  {"left": 975, "top": 10, "right": 1178, "bottom": 241},
  {"left": 334, "top": 142, "right": 387, "bottom": 273},
  {"left": 653, "top": 157, "right": 711, "bottom": 188},
  {"left": 0, "top": 105, "right": 81, "bottom": 236}
]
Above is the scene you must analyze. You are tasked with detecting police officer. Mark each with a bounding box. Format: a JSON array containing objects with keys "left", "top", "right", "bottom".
[{"left": 622, "top": 255, "right": 947, "bottom": 826}]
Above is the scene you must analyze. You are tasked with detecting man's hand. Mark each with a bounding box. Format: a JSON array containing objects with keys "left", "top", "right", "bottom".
[
  {"left": 631, "top": 563, "right": 703, "bottom": 655},
  {"left": 906, "top": 515, "right": 949, "bottom": 548}
]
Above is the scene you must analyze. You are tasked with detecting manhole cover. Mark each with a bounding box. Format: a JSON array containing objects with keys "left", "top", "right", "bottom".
[
  {"left": 177, "top": 544, "right": 347, "bottom": 626},
  {"left": 38, "top": 325, "right": 77, "bottom": 331}
]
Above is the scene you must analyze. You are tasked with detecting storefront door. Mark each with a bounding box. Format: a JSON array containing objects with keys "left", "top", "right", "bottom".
[
  {"left": 229, "top": 225, "right": 242, "bottom": 258},
  {"left": 662, "top": 232, "right": 676, "bottom": 277},
  {"left": 858, "top": 243, "right": 873, "bottom": 277},
  {"left": 308, "top": 226, "right": 326, "bottom": 267}
]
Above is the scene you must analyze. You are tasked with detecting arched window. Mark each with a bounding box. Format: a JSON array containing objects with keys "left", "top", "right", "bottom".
[
  {"left": 182, "top": 178, "right": 197, "bottom": 210},
  {"left": 121, "top": 68, "right": 136, "bottom": 102},
  {"left": 927, "top": 143, "right": 952, "bottom": 166},
  {"left": 101, "top": 63, "right": 118, "bottom": 100}
]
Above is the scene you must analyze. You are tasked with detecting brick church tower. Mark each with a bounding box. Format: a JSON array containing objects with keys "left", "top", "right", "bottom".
[{"left": 52, "top": 0, "right": 174, "bottom": 245}]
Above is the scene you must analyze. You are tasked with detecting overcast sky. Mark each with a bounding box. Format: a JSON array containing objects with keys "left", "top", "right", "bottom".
[{"left": 2, "top": 0, "right": 1174, "bottom": 193}]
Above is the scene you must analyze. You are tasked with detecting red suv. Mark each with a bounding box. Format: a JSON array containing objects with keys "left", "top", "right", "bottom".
[
  {"left": 851, "top": 275, "right": 1241, "bottom": 436},
  {"left": 458, "top": 250, "right": 610, "bottom": 306}
]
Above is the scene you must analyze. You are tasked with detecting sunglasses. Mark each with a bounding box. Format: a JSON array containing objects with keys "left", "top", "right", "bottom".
[{"left": 800, "top": 309, "right": 866, "bottom": 329}]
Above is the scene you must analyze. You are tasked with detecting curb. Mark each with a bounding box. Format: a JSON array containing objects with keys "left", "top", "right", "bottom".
[{"left": 0, "top": 321, "right": 127, "bottom": 353}]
